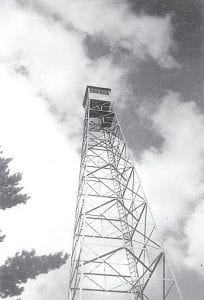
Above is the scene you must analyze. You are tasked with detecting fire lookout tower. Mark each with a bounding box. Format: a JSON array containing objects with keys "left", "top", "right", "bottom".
[{"left": 68, "top": 86, "right": 183, "bottom": 300}]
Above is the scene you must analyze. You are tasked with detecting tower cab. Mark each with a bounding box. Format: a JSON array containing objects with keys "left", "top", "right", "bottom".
[
  {"left": 83, "top": 85, "right": 111, "bottom": 108},
  {"left": 83, "top": 86, "right": 114, "bottom": 129}
]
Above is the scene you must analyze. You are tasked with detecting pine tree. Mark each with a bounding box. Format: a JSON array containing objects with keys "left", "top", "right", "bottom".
[
  {"left": 0, "top": 250, "right": 69, "bottom": 298},
  {"left": 0, "top": 151, "right": 30, "bottom": 210}
]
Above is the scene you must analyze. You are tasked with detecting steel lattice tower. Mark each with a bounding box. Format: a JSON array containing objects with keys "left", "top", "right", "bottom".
[{"left": 68, "top": 86, "right": 183, "bottom": 300}]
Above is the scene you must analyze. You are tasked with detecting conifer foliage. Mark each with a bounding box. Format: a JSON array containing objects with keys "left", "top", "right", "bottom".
[
  {"left": 0, "top": 151, "right": 29, "bottom": 210},
  {"left": 0, "top": 250, "right": 69, "bottom": 298}
]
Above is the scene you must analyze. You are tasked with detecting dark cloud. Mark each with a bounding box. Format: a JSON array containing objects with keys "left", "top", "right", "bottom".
[
  {"left": 129, "top": 0, "right": 203, "bottom": 64},
  {"left": 84, "top": 35, "right": 111, "bottom": 59},
  {"left": 116, "top": 97, "right": 164, "bottom": 155},
  {"left": 127, "top": 58, "right": 203, "bottom": 107},
  {"left": 121, "top": 0, "right": 204, "bottom": 137},
  {"left": 84, "top": 0, "right": 203, "bottom": 116}
]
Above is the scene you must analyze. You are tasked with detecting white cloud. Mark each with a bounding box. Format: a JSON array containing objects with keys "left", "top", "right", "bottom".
[
  {"left": 0, "top": 0, "right": 126, "bottom": 140},
  {"left": 137, "top": 93, "right": 204, "bottom": 272},
  {"left": 0, "top": 1, "right": 126, "bottom": 91},
  {"left": 184, "top": 202, "right": 204, "bottom": 272},
  {"left": 34, "top": 0, "right": 178, "bottom": 68}
]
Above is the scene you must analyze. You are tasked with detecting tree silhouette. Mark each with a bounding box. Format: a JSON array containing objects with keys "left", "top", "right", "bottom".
[
  {"left": 0, "top": 250, "right": 69, "bottom": 298},
  {"left": 0, "top": 149, "right": 30, "bottom": 243},
  {"left": 0, "top": 151, "right": 30, "bottom": 210}
]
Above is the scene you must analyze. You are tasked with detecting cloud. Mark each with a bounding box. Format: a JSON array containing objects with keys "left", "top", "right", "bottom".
[
  {"left": 0, "top": 1, "right": 99, "bottom": 106},
  {"left": 34, "top": 0, "right": 178, "bottom": 68},
  {"left": 0, "top": 0, "right": 178, "bottom": 132},
  {"left": 137, "top": 92, "right": 204, "bottom": 272},
  {"left": 184, "top": 202, "right": 204, "bottom": 272},
  {"left": 0, "top": 0, "right": 127, "bottom": 142}
]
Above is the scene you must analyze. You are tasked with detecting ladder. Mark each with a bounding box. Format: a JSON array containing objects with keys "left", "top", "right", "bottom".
[
  {"left": 117, "top": 196, "right": 142, "bottom": 299},
  {"left": 105, "top": 130, "right": 143, "bottom": 299}
]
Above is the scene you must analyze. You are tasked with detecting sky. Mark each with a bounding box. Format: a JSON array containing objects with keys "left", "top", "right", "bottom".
[{"left": 0, "top": 0, "right": 203, "bottom": 299}]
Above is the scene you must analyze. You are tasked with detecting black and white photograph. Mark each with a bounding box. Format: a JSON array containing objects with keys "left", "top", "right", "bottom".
[{"left": 0, "top": 0, "right": 203, "bottom": 299}]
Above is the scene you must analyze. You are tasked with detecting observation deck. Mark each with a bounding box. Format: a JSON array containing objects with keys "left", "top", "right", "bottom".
[
  {"left": 83, "top": 85, "right": 111, "bottom": 108},
  {"left": 83, "top": 85, "right": 114, "bottom": 128}
]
